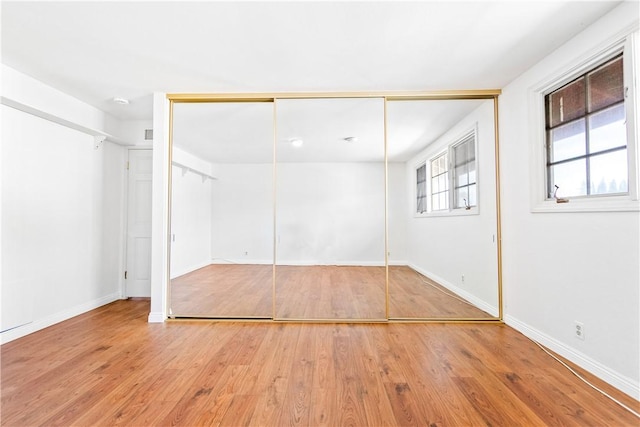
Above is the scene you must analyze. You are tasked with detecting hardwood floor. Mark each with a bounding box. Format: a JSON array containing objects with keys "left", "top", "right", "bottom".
[
  {"left": 171, "top": 264, "right": 273, "bottom": 317},
  {"left": 171, "top": 264, "right": 493, "bottom": 319},
  {"left": 2, "top": 299, "right": 638, "bottom": 426},
  {"left": 275, "top": 266, "right": 386, "bottom": 319},
  {"left": 389, "top": 265, "right": 493, "bottom": 319}
]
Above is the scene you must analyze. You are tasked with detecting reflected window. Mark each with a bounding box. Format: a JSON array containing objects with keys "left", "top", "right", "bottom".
[
  {"left": 545, "top": 54, "right": 628, "bottom": 199},
  {"left": 416, "top": 163, "right": 427, "bottom": 214},
  {"left": 424, "top": 129, "right": 478, "bottom": 214},
  {"left": 453, "top": 133, "right": 476, "bottom": 209},
  {"left": 430, "top": 152, "right": 449, "bottom": 211}
]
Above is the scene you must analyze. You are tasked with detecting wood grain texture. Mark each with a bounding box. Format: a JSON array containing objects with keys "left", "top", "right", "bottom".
[
  {"left": 388, "top": 265, "right": 494, "bottom": 319},
  {"left": 171, "top": 264, "right": 273, "bottom": 317},
  {"left": 171, "top": 264, "right": 492, "bottom": 320},
  {"left": 2, "top": 300, "right": 638, "bottom": 426},
  {"left": 275, "top": 266, "right": 386, "bottom": 319}
]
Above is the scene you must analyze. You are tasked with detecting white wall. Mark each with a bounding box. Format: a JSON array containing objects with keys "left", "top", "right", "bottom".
[
  {"left": 119, "top": 119, "right": 154, "bottom": 147},
  {"left": 387, "top": 162, "right": 408, "bottom": 264},
  {"left": 207, "top": 161, "right": 385, "bottom": 265},
  {"left": 1, "top": 65, "right": 121, "bottom": 138},
  {"left": 210, "top": 163, "right": 273, "bottom": 264},
  {"left": 1, "top": 105, "right": 126, "bottom": 343},
  {"left": 276, "top": 162, "right": 386, "bottom": 265},
  {"left": 400, "top": 100, "right": 499, "bottom": 314},
  {"left": 500, "top": 3, "right": 639, "bottom": 397},
  {"left": 170, "top": 148, "right": 213, "bottom": 278},
  {"left": 1, "top": 65, "right": 130, "bottom": 343}
]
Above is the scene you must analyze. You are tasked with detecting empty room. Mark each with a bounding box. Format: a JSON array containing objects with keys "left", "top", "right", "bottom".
[{"left": 1, "top": 1, "right": 639, "bottom": 425}]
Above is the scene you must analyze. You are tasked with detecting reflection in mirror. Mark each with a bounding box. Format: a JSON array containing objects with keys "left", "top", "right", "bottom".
[
  {"left": 170, "top": 102, "right": 274, "bottom": 318},
  {"left": 387, "top": 99, "right": 499, "bottom": 319},
  {"left": 274, "top": 98, "right": 386, "bottom": 319}
]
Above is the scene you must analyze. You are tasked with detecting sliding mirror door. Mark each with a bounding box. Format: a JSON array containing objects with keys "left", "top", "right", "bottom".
[
  {"left": 387, "top": 98, "right": 500, "bottom": 319},
  {"left": 274, "top": 98, "right": 386, "bottom": 320},
  {"left": 170, "top": 101, "right": 274, "bottom": 318}
]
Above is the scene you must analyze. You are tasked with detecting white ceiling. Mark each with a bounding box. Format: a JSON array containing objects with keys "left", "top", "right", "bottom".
[{"left": 1, "top": 1, "right": 621, "bottom": 122}]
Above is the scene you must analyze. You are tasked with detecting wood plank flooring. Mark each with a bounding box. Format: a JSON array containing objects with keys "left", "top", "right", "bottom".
[
  {"left": 170, "top": 264, "right": 493, "bottom": 319},
  {"left": 275, "top": 266, "right": 386, "bottom": 319},
  {"left": 388, "top": 266, "right": 493, "bottom": 319},
  {"left": 171, "top": 264, "right": 273, "bottom": 317},
  {"left": 2, "top": 299, "right": 638, "bottom": 426}
]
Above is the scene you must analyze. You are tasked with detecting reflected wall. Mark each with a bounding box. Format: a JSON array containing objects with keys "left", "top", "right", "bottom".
[
  {"left": 274, "top": 98, "right": 387, "bottom": 319},
  {"left": 387, "top": 99, "right": 499, "bottom": 319},
  {"left": 169, "top": 102, "right": 274, "bottom": 318}
]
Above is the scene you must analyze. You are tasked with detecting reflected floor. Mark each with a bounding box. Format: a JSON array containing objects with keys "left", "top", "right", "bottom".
[
  {"left": 389, "top": 265, "right": 494, "bottom": 318},
  {"left": 170, "top": 264, "right": 272, "bottom": 317},
  {"left": 170, "top": 264, "right": 493, "bottom": 319},
  {"left": 275, "top": 265, "right": 386, "bottom": 319}
]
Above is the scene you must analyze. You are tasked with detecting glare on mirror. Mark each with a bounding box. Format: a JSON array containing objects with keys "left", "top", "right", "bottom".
[
  {"left": 170, "top": 101, "right": 274, "bottom": 318},
  {"left": 274, "top": 98, "right": 387, "bottom": 320},
  {"left": 386, "top": 99, "right": 499, "bottom": 319}
]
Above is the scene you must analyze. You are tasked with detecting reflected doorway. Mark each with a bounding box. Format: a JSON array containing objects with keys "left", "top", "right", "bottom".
[{"left": 169, "top": 101, "right": 274, "bottom": 318}]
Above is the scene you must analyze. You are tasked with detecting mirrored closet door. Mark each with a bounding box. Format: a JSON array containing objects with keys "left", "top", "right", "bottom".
[
  {"left": 386, "top": 98, "right": 500, "bottom": 319},
  {"left": 274, "top": 98, "right": 387, "bottom": 320},
  {"left": 166, "top": 92, "right": 502, "bottom": 322},
  {"left": 169, "top": 101, "right": 274, "bottom": 318}
]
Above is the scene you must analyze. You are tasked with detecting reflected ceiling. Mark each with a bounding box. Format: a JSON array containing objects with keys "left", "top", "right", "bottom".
[{"left": 172, "top": 98, "right": 487, "bottom": 163}]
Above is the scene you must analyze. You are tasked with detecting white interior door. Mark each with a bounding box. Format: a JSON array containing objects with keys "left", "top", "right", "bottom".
[{"left": 125, "top": 149, "right": 153, "bottom": 297}]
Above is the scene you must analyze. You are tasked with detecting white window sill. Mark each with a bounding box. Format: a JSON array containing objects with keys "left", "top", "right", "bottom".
[
  {"left": 414, "top": 207, "right": 480, "bottom": 218},
  {"left": 531, "top": 196, "right": 640, "bottom": 213}
]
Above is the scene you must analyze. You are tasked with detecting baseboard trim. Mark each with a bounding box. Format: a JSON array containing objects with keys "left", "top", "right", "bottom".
[
  {"left": 505, "top": 314, "right": 640, "bottom": 400},
  {"left": 276, "top": 260, "right": 386, "bottom": 267},
  {"left": 407, "top": 263, "right": 499, "bottom": 317},
  {"left": 0, "top": 292, "right": 121, "bottom": 345},
  {"left": 210, "top": 258, "right": 273, "bottom": 265},
  {"left": 170, "top": 259, "right": 213, "bottom": 279}
]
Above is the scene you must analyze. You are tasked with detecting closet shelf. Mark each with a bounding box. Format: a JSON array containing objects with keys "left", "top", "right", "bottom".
[{"left": 172, "top": 160, "right": 217, "bottom": 181}]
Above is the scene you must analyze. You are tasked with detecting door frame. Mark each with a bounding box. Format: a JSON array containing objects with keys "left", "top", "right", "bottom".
[{"left": 162, "top": 90, "right": 503, "bottom": 323}]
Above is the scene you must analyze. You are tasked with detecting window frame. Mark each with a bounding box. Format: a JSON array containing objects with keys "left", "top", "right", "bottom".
[
  {"left": 413, "top": 126, "right": 480, "bottom": 217},
  {"left": 545, "top": 54, "right": 627, "bottom": 199},
  {"left": 529, "top": 34, "right": 639, "bottom": 213},
  {"left": 429, "top": 150, "right": 450, "bottom": 212},
  {"left": 415, "top": 161, "right": 427, "bottom": 215},
  {"left": 452, "top": 131, "right": 477, "bottom": 210}
]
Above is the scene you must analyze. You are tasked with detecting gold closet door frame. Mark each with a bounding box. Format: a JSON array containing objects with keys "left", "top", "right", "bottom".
[{"left": 166, "top": 90, "right": 503, "bottom": 323}]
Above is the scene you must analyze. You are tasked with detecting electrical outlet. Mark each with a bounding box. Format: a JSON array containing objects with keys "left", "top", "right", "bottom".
[
  {"left": 574, "top": 321, "right": 585, "bottom": 340},
  {"left": 461, "top": 274, "right": 465, "bottom": 283},
  {"left": 244, "top": 251, "right": 248, "bottom": 256}
]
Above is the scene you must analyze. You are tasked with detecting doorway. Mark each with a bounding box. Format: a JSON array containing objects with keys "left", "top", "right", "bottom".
[{"left": 125, "top": 149, "right": 153, "bottom": 297}]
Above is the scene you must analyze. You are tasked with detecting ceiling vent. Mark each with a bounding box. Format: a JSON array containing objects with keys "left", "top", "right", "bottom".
[{"left": 144, "top": 129, "right": 153, "bottom": 140}]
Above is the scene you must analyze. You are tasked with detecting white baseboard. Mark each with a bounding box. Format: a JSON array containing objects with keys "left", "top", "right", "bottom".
[
  {"left": 170, "top": 259, "right": 213, "bottom": 279},
  {"left": 210, "top": 259, "right": 406, "bottom": 266},
  {"left": 276, "top": 260, "right": 386, "bottom": 267},
  {"left": 210, "top": 258, "right": 273, "bottom": 265},
  {"left": 147, "top": 312, "right": 166, "bottom": 323},
  {"left": 0, "top": 292, "right": 121, "bottom": 345},
  {"left": 505, "top": 314, "right": 640, "bottom": 400},
  {"left": 407, "top": 263, "right": 499, "bottom": 317}
]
